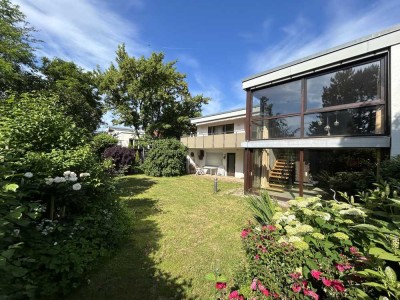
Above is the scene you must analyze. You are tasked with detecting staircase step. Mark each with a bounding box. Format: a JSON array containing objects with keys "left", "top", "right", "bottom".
[
  {"left": 269, "top": 183, "right": 285, "bottom": 188},
  {"left": 270, "top": 175, "right": 289, "bottom": 179},
  {"left": 265, "top": 187, "right": 284, "bottom": 193}
]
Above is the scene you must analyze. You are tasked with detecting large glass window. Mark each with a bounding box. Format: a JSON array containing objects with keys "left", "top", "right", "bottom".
[
  {"left": 307, "top": 61, "right": 381, "bottom": 110},
  {"left": 250, "top": 57, "right": 386, "bottom": 140},
  {"left": 252, "top": 116, "right": 301, "bottom": 139},
  {"left": 304, "top": 105, "right": 384, "bottom": 137},
  {"left": 252, "top": 80, "right": 301, "bottom": 117}
]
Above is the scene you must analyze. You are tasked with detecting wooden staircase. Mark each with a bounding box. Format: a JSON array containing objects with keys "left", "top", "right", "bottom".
[{"left": 266, "top": 154, "right": 295, "bottom": 192}]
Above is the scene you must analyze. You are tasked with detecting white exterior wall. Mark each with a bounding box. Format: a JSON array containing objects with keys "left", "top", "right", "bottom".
[
  {"left": 391, "top": 44, "right": 400, "bottom": 156},
  {"left": 196, "top": 118, "right": 245, "bottom": 135},
  {"left": 186, "top": 148, "right": 244, "bottom": 178}
]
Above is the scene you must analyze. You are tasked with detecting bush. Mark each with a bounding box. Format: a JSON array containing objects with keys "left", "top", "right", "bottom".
[
  {"left": 0, "top": 93, "right": 131, "bottom": 299},
  {"left": 379, "top": 155, "right": 400, "bottom": 184},
  {"left": 142, "top": 138, "right": 186, "bottom": 177},
  {"left": 102, "top": 145, "right": 136, "bottom": 174},
  {"left": 92, "top": 132, "right": 118, "bottom": 158}
]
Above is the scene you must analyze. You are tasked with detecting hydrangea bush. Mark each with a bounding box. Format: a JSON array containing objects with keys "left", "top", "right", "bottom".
[{"left": 211, "top": 192, "right": 400, "bottom": 299}]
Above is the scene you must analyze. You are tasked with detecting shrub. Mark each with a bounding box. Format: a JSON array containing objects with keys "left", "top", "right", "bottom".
[
  {"left": 102, "top": 145, "right": 136, "bottom": 174},
  {"left": 379, "top": 155, "right": 400, "bottom": 184},
  {"left": 221, "top": 184, "right": 400, "bottom": 300},
  {"left": 92, "top": 132, "right": 118, "bottom": 158},
  {"left": 142, "top": 138, "right": 186, "bottom": 177}
]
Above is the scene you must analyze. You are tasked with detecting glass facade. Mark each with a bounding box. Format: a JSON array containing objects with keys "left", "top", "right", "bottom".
[
  {"left": 246, "top": 56, "right": 388, "bottom": 198},
  {"left": 250, "top": 58, "right": 386, "bottom": 140}
]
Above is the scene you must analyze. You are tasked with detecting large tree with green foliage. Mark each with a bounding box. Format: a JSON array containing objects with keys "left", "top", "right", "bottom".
[
  {"left": 39, "top": 58, "right": 103, "bottom": 132},
  {"left": 100, "top": 45, "right": 209, "bottom": 139},
  {"left": 0, "top": 0, "right": 39, "bottom": 95}
]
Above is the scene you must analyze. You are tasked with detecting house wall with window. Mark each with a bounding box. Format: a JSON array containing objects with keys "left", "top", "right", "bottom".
[
  {"left": 242, "top": 25, "right": 400, "bottom": 198},
  {"left": 181, "top": 109, "right": 246, "bottom": 178}
]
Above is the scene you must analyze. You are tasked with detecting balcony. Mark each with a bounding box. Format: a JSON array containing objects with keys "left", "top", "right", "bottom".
[{"left": 180, "top": 131, "right": 245, "bottom": 149}]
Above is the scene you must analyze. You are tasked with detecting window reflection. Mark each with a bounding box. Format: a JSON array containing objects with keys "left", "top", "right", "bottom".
[
  {"left": 307, "top": 61, "right": 381, "bottom": 110},
  {"left": 304, "top": 106, "right": 384, "bottom": 137},
  {"left": 252, "top": 116, "right": 301, "bottom": 139},
  {"left": 252, "top": 80, "right": 301, "bottom": 117}
]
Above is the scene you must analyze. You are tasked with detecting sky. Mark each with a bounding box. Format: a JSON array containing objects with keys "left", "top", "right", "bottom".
[{"left": 13, "top": 0, "right": 400, "bottom": 121}]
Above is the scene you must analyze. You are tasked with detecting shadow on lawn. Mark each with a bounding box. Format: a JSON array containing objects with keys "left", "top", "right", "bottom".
[{"left": 70, "top": 177, "right": 195, "bottom": 300}]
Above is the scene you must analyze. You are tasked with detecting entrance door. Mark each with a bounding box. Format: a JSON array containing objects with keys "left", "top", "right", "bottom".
[{"left": 227, "top": 153, "right": 235, "bottom": 176}]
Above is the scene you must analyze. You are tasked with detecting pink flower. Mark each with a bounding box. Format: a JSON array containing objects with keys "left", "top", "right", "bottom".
[
  {"left": 273, "top": 292, "right": 279, "bottom": 298},
  {"left": 311, "top": 270, "right": 322, "bottom": 280},
  {"left": 304, "top": 289, "right": 319, "bottom": 300},
  {"left": 350, "top": 246, "right": 358, "bottom": 254},
  {"left": 359, "top": 256, "right": 368, "bottom": 261},
  {"left": 238, "top": 295, "right": 245, "bottom": 300},
  {"left": 289, "top": 272, "right": 301, "bottom": 279},
  {"left": 250, "top": 279, "right": 257, "bottom": 291},
  {"left": 266, "top": 225, "right": 277, "bottom": 232},
  {"left": 241, "top": 229, "right": 250, "bottom": 238},
  {"left": 254, "top": 254, "right": 260, "bottom": 260},
  {"left": 261, "top": 246, "right": 267, "bottom": 253},
  {"left": 335, "top": 264, "right": 345, "bottom": 272},
  {"left": 215, "top": 282, "right": 226, "bottom": 290},
  {"left": 258, "top": 283, "right": 269, "bottom": 296},
  {"left": 292, "top": 283, "right": 301, "bottom": 293},
  {"left": 331, "top": 280, "right": 345, "bottom": 292},
  {"left": 302, "top": 281, "right": 308, "bottom": 288},
  {"left": 229, "top": 290, "right": 239, "bottom": 299},
  {"left": 322, "top": 277, "right": 332, "bottom": 287}
]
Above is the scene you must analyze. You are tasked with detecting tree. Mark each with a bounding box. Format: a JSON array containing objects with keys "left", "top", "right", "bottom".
[
  {"left": 39, "top": 58, "right": 103, "bottom": 132},
  {"left": 0, "top": 0, "right": 39, "bottom": 95},
  {"left": 100, "top": 44, "right": 209, "bottom": 138}
]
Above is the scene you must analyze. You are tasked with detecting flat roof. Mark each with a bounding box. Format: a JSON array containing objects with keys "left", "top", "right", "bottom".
[
  {"left": 191, "top": 107, "right": 246, "bottom": 125},
  {"left": 242, "top": 24, "right": 400, "bottom": 83}
]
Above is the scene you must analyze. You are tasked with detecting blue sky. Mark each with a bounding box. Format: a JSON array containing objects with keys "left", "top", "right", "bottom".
[{"left": 14, "top": 0, "right": 400, "bottom": 120}]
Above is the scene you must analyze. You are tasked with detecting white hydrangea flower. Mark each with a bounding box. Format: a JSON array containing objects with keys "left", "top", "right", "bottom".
[
  {"left": 287, "top": 215, "right": 296, "bottom": 222},
  {"left": 278, "top": 236, "right": 289, "bottom": 244},
  {"left": 69, "top": 176, "right": 78, "bottom": 182},
  {"left": 24, "top": 172, "right": 33, "bottom": 178},
  {"left": 80, "top": 172, "right": 90, "bottom": 178},
  {"left": 54, "top": 177, "right": 63, "bottom": 183},
  {"left": 339, "top": 208, "right": 366, "bottom": 217},
  {"left": 45, "top": 178, "right": 54, "bottom": 185},
  {"left": 63, "top": 171, "right": 71, "bottom": 177},
  {"left": 70, "top": 172, "right": 77, "bottom": 178},
  {"left": 288, "top": 236, "right": 303, "bottom": 243},
  {"left": 72, "top": 183, "right": 82, "bottom": 191}
]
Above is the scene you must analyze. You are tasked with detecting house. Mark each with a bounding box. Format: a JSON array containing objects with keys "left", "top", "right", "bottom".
[
  {"left": 241, "top": 25, "right": 400, "bottom": 199},
  {"left": 180, "top": 108, "right": 246, "bottom": 178},
  {"left": 107, "top": 126, "right": 142, "bottom": 148}
]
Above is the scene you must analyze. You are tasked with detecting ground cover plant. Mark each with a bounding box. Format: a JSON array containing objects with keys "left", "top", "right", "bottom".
[{"left": 68, "top": 174, "right": 251, "bottom": 299}]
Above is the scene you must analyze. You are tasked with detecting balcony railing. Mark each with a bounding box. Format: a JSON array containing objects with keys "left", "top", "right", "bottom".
[{"left": 180, "top": 131, "right": 245, "bottom": 149}]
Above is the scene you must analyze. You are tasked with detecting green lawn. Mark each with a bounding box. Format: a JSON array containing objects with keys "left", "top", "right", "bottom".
[{"left": 69, "top": 174, "right": 251, "bottom": 299}]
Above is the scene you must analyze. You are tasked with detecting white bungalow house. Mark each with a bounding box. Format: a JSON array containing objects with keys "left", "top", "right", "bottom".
[
  {"left": 180, "top": 108, "right": 246, "bottom": 178},
  {"left": 107, "top": 126, "right": 143, "bottom": 148}
]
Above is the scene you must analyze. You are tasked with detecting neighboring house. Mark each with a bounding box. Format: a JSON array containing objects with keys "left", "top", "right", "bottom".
[
  {"left": 107, "top": 126, "right": 142, "bottom": 148},
  {"left": 241, "top": 25, "right": 400, "bottom": 199},
  {"left": 180, "top": 108, "right": 246, "bottom": 178}
]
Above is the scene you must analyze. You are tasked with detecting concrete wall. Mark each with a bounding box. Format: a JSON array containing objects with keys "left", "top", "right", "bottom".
[{"left": 391, "top": 44, "right": 400, "bottom": 156}]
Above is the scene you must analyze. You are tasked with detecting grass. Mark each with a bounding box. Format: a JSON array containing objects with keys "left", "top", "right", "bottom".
[{"left": 69, "top": 174, "right": 251, "bottom": 299}]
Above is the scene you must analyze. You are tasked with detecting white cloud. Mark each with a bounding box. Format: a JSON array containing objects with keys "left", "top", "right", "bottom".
[
  {"left": 248, "top": 0, "right": 400, "bottom": 73},
  {"left": 14, "top": 0, "right": 150, "bottom": 70}
]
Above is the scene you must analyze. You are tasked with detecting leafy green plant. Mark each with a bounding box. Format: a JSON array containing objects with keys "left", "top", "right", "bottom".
[
  {"left": 142, "top": 138, "right": 187, "bottom": 177},
  {"left": 92, "top": 132, "right": 118, "bottom": 158},
  {"left": 246, "top": 192, "right": 280, "bottom": 225}
]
